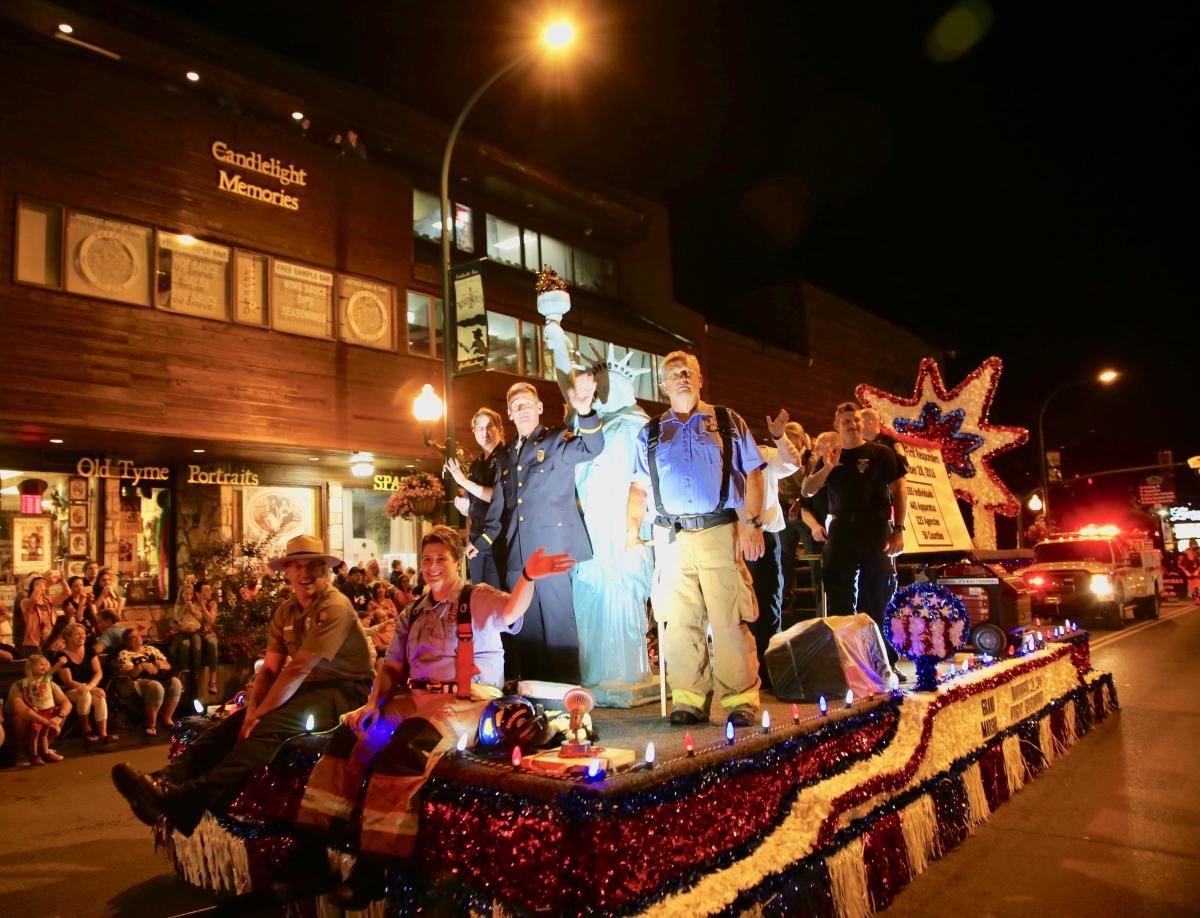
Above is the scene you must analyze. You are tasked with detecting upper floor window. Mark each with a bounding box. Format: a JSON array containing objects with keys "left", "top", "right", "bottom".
[{"left": 413, "top": 189, "right": 472, "bottom": 252}]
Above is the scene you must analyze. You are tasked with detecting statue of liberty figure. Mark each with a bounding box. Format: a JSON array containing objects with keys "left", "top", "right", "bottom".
[{"left": 537, "top": 268, "right": 656, "bottom": 705}]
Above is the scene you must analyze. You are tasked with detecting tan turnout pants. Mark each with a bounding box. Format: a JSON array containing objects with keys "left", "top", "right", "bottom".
[{"left": 651, "top": 521, "right": 761, "bottom": 713}]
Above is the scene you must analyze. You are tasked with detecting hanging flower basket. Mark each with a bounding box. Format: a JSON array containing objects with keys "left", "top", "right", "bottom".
[{"left": 385, "top": 472, "right": 445, "bottom": 520}]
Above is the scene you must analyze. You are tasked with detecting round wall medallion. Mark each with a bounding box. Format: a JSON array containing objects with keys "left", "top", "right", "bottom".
[
  {"left": 345, "top": 289, "right": 388, "bottom": 342},
  {"left": 78, "top": 231, "right": 140, "bottom": 293}
]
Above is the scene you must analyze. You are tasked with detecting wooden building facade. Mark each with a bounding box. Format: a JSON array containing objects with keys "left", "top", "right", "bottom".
[{"left": 0, "top": 4, "right": 941, "bottom": 624}]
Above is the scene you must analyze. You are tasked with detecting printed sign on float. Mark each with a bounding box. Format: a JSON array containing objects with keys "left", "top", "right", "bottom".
[{"left": 900, "top": 445, "right": 974, "bottom": 554}]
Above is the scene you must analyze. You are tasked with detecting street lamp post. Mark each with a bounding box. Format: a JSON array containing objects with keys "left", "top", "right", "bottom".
[
  {"left": 1037, "top": 369, "right": 1119, "bottom": 528},
  {"left": 437, "top": 22, "right": 575, "bottom": 474}
]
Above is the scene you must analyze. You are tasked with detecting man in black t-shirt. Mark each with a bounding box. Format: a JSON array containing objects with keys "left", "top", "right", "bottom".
[{"left": 802, "top": 403, "right": 907, "bottom": 661}]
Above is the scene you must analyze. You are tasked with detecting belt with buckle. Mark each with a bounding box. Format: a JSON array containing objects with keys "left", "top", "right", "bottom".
[
  {"left": 654, "top": 508, "right": 738, "bottom": 538},
  {"left": 408, "top": 679, "right": 460, "bottom": 694}
]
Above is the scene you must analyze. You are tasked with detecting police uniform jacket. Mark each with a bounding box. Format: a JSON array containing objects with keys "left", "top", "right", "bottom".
[{"left": 475, "top": 415, "right": 605, "bottom": 565}]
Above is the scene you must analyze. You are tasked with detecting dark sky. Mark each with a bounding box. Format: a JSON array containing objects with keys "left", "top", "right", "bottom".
[{"left": 69, "top": 0, "right": 1198, "bottom": 498}]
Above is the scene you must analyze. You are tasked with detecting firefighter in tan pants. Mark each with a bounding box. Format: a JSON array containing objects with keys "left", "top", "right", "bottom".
[{"left": 628, "top": 351, "right": 767, "bottom": 727}]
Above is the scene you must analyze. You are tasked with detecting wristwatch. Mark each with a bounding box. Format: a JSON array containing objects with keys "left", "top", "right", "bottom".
[
  {"left": 893, "top": 524, "right": 906, "bottom": 531},
  {"left": 747, "top": 517, "right": 764, "bottom": 529}
]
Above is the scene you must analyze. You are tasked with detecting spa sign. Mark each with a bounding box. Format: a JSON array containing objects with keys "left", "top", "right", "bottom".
[{"left": 211, "top": 140, "right": 307, "bottom": 212}]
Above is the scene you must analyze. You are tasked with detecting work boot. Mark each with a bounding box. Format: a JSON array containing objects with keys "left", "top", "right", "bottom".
[
  {"left": 725, "top": 705, "right": 758, "bottom": 728},
  {"left": 669, "top": 704, "right": 706, "bottom": 726},
  {"left": 328, "top": 857, "right": 389, "bottom": 910},
  {"left": 111, "top": 763, "right": 161, "bottom": 827}
]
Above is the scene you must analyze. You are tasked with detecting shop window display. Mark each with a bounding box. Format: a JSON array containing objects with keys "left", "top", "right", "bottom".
[
  {"left": 345, "top": 488, "right": 424, "bottom": 576},
  {"left": 114, "top": 483, "right": 172, "bottom": 604}
]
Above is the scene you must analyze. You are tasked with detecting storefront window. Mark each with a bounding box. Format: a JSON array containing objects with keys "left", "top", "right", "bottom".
[
  {"left": 114, "top": 483, "right": 172, "bottom": 604},
  {"left": 573, "top": 249, "right": 606, "bottom": 294},
  {"left": 0, "top": 470, "right": 79, "bottom": 606},
  {"left": 344, "top": 487, "right": 424, "bottom": 575},
  {"left": 486, "top": 215, "right": 522, "bottom": 267}
]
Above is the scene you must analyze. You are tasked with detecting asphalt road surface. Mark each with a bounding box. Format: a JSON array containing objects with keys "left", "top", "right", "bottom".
[{"left": 1, "top": 601, "right": 1196, "bottom": 917}]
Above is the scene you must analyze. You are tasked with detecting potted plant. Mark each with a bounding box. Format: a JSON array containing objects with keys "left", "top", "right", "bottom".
[{"left": 384, "top": 471, "right": 446, "bottom": 520}]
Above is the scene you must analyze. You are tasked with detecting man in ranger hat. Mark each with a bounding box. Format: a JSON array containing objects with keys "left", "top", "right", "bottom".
[{"left": 111, "top": 534, "right": 374, "bottom": 836}]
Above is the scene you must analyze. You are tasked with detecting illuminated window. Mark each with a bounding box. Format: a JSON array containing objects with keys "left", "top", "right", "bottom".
[
  {"left": 523, "top": 229, "right": 541, "bottom": 272},
  {"left": 486, "top": 215, "right": 522, "bottom": 267},
  {"left": 520, "top": 321, "right": 541, "bottom": 377},
  {"left": 487, "top": 312, "right": 519, "bottom": 374},
  {"left": 412, "top": 189, "right": 441, "bottom": 243},
  {"left": 454, "top": 203, "right": 474, "bottom": 253},
  {"left": 539, "top": 235, "right": 573, "bottom": 283},
  {"left": 406, "top": 290, "right": 442, "bottom": 357}
]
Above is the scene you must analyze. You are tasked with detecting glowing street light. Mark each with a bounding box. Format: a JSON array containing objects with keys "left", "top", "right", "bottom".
[
  {"left": 412, "top": 383, "right": 443, "bottom": 424},
  {"left": 1098, "top": 369, "right": 1118, "bottom": 384},
  {"left": 1027, "top": 492, "right": 1043, "bottom": 513},
  {"left": 543, "top": 21, "right": 575, "bottom": 49}
]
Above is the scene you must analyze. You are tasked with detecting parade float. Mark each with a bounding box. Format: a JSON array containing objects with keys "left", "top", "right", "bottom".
[
  {"left": 151, "top": 353, "right": 1120, "bottom": 916},
  {"left": 158, "top": 630, "right": 1117, "bottom": 917}
]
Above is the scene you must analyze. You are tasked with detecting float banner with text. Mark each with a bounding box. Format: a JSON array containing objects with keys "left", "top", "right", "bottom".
[{"left": 901, "top": 444, "right": 974, "bottom": 553}]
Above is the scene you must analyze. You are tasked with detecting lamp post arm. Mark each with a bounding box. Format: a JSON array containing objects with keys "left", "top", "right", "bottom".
[{"left": 439, "top": 49, "right": 536, "bottom": 479}]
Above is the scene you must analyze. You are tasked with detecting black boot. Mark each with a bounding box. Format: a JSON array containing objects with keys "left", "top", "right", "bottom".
[{"left": 328, "top": 857, "right": 389, "bottom": 910}]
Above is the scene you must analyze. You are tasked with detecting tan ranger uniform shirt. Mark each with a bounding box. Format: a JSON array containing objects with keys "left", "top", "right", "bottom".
[{"left": 267, "top": 585, "right": 373, "bottom": 683}]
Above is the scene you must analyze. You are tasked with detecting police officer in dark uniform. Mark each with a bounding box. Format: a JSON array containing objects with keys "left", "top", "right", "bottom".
[
  {"left": 448, "top": 407, "right": 507, "bottom": 589},
  {"left": 476, "top": 378, "right": 603, "bottom": 684},
  {"left": 803, "top": 403, "right": 907, "bottom": 663}
]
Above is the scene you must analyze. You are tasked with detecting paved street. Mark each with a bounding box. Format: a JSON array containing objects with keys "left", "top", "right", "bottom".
[
  {"left": 1, "top": 602, "right": 1196, "bottom": 917},
  {"left": 889, "top": 599, "right": 1200, "bottom": 917}
]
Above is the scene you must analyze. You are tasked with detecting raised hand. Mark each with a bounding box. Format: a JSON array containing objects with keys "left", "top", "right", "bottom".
[
  {"left": 766, "top": 409, "right": 789, "bottom": 439},
  {"left": 827, "top": 443, "right": 843, "bottom": 468},
  {"left": 445, "top": 458, "right": 469, "bottom": 487},
  {"left": 524, "top": 546, "right": 575, "bottom": 581},
  {"left": 567, "top": 372, "right": 597, "bottom": 414}
]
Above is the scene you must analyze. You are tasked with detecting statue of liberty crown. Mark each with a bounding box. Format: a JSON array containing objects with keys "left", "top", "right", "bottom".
[{"left": 573, "top": 343, "right": 652, "bottom": 382}]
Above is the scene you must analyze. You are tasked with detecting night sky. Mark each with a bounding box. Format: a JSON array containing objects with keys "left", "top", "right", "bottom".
[{"left": 64, "top": 1, "right": 1197, "bottom": 507}]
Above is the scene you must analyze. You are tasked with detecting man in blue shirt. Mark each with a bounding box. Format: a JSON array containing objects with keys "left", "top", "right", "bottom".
[{"left": 628, "top": 351, "right": 767, "bottom": 726}]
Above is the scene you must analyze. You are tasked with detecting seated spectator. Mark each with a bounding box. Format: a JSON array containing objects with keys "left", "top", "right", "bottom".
[
  {"left": 365, "top": 582, "right": 397, "bottom": 654},
  {"left": 53, "top": 622, "right": 114, "bottom": 745},
  {"left": 117, "top": 630, "right": 181, "bottom": 736},
  {"left": 94, "top": 568, "right": 125, "bottom": 619},
  {"left": 61, "top": 576, "right": 98, "bottom": 636},
  {"left": 0, "top": 598, "right": 15, "bottom": 661},
  {"left": 365, "top": 558, "right": 381, "bottom": 583},
  {"left": 8, "top": 653, "right": 71, "bottom": 765},
  {"left": 392, "top": 573, "right": 416, "bottom": 609},
  {"left": 93, "top": 608, "right": 130, "bottom": 656},
  {"left": 341, "top": 567, "right": 371, "bottom": 616},
  {"left": 169, "top": 580, "right": 221, "bottom": 698},
  {"left": 20, "top": 576, "right": 56, "bottom": 656},
  {"left": 83, "top": 560, "right": 100, "bottom": 587}
]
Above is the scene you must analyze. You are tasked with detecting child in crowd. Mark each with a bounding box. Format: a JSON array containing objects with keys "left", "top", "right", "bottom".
[
  {"left": 9, "top": 653, "right": 72, "bottom": 765},
  {"left": 0, "top": 599, "right": 15, "bottom": 661}
]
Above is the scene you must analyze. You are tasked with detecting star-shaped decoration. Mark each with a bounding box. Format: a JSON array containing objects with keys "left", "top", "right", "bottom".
[
  {"left": 893, "top": 404, "right": 985, "bottom": 478},
  {"left": 857, "top": 357, "right": 1029, "bottom": 516}
]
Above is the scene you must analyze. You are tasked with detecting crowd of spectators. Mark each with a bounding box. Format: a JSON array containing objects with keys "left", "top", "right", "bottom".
[{"left": 332, "top": 560, "right": 420, "bottom": 670}]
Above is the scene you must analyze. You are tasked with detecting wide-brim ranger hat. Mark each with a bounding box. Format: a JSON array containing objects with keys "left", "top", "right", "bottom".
[{"left": 268, "top": 534, "right": 341, "bottom": 572}]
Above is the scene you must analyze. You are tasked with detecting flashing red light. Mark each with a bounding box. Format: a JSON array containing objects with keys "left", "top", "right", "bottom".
[
  {"left": 1025, "top": 575, "right": 1046, "bottom": 588},
  {"left": 1007, "top": 644, "right": 1015, "bottom": 656},
  {"left": 791, "top": 703, "right": 800, "bottom": 724}
]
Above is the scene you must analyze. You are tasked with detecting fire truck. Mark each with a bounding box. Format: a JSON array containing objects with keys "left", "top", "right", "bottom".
[{"left": 1019, "top": 526, "right": 1164, "bottom": 629}]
